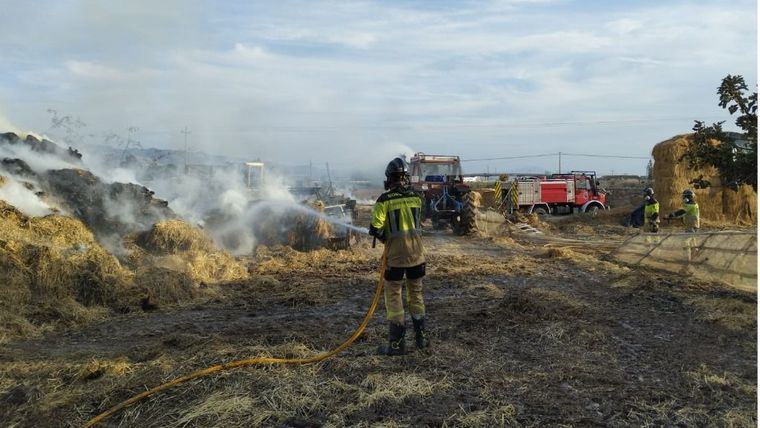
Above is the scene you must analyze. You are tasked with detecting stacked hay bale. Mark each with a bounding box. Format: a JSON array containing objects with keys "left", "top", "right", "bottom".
[{"left": 652, "top": 134, "right": 756, "bottom": 224}]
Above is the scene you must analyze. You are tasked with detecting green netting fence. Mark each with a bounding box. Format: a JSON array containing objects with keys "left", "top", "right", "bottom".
[{"left": 609, "top": 231, "right": 757, "bottom": 292}]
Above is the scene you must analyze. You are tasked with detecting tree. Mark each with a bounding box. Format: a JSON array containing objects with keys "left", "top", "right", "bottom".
[
  {"left": 46, "top": 108, "right": 89, "bottom": 145},
  {"left": 681, "top": 74, "right": 757, "bottom": 191}
]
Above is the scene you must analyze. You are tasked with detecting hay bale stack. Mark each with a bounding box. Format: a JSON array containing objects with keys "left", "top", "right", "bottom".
[{"left": 652, "top": 134, "right": 756, "bottom": 224}]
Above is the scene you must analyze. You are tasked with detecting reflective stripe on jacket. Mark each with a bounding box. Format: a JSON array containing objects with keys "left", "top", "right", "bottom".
[{"left": 371, "top": 188, "right": 422, "bottom": 238}]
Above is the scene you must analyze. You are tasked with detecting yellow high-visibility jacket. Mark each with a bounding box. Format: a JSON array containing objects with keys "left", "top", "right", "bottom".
[
  {"left": 683, "top": 202, "right": 700, "bottom": 229},
  {"left": 371, "top": 188, "right": 422, "bottom": 239},
  {"left": 644, "top": 201, "right": 659, "bottom": 224},
  {"left": 370, "top": 187, "right": 424, "bottom": 267}
]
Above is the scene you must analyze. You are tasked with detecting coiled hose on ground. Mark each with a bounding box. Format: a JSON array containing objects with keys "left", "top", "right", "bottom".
[{"left": 84, "top": 250, "right": 388, "bottom": 427}]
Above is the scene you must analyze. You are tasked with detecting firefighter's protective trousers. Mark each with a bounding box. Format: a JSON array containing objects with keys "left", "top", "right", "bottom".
[{"left": 384, "top": 277, "right": 425, "bottom": 324}]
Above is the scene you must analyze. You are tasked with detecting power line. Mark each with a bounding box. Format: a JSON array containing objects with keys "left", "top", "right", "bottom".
[
  {"left": 562, "top": 152, "right": 651, "bottom": 160},
  {"left": 460, "top": 153, "right": 557, "bottom": 162},
  {"left": 461, "top": 152, "right": 650, "bottom": 162}
]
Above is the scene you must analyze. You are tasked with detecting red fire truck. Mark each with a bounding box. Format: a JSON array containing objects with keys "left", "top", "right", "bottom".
[{"left": 502, "top": 171, "right": 607, "bottom": 217}]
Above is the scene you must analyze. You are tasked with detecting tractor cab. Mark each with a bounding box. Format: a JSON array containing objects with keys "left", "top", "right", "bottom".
[
  {"left": 409, "top": 154, "right": 466, "bottom": 190},
  {"left": 408, "top": 153, "right": 477, "bottom": 235}
]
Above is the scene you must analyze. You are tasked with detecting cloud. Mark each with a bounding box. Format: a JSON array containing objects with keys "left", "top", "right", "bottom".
[
  {"left": 64, "top": 61, "right": 161, "bottom": 81},
  {"left": 0, "top": 0, "right": 755, "bottom": 176}
]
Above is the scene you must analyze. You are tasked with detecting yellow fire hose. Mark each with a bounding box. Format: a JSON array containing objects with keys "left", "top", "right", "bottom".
[{"left": 84, "top": 249, "right": 387, "bottom": 427}]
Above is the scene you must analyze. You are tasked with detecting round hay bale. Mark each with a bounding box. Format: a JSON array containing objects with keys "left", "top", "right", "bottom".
[{"left": 137, "top": 220, "right": 214, "bottom": 254}]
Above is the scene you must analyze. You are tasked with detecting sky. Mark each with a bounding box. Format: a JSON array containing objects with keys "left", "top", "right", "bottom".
[{"left": 0, "top": 0, "right": 756, "bottom": 176}]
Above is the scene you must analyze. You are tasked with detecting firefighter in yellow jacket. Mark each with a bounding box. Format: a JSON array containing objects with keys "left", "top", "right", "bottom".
[
  {"left": 668, "top": 189, "right": 700, "bottom": 232},
  {"left": 369, "top": 157, "right": 428, "bottom": 356},
  {"left": 643, "top": 187, "right": 660, "bottom": 233}
]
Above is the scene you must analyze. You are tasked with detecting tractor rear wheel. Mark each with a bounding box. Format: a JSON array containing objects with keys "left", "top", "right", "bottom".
[{"left": 457, "top": 192, "right": 478, "bottom": 235}]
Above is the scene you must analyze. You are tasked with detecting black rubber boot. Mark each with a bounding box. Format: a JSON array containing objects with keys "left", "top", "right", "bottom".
[
  {"left": 377, "top": 323, "right": 406, "bottom": 356},
  {"left": 412, "top": 317, "right": 430, "bottom": 349}
]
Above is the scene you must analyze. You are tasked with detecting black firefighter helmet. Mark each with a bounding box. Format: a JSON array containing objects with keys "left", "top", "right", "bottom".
[{"left": 384, "top": 157, "right": 409, "bottom": 190}]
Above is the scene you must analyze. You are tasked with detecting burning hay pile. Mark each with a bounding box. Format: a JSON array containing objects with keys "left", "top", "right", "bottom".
[
  {"left": 0, "top": 206, "right": 251, "bottom": 342},
  {"left": 0, "top": 200, "right": 131, "bottom": 342},
  {"left": 128, "top": 220, "right": 249, "bottom": 286},
  {"left": 252, "top": 201, "right": 334, "bottom": 251},
  {"left": 652, "top": 135, "right": 756, "bottom": 224},
  {"left": 43, "top": 168, "right": 175, "bottom": 240}
]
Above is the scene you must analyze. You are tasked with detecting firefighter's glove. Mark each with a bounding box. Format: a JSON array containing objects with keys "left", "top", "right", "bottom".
[{"left": 368, "top": 225, "right": 386, "bottom": 243}]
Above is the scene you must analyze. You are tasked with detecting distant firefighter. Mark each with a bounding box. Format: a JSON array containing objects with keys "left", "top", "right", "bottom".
[
  {"left": 668, "top": 189, "right": 700, "bottom": 233},
  {"left": 643, "top": 187, "right": 660, "bottom": 233}
]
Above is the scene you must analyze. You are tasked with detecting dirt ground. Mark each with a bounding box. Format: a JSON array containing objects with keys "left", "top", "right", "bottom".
[{"left": 0, "top": 226, "right": 756, "bottom": 427}]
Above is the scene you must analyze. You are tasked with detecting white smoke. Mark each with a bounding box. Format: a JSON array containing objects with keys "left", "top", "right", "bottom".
[
  {"left": 0, "top": 175, "right": 54, "bottom": 217},
  {"left": 0, "top": 111, "right": 48, "bottom": 141},
  {"left": 0, "top": 140, "right": 79, "bottom": 173},
  {"left": 1, "top": 120, "right": 354, "bottom": 255},
  {"left": 132, "top": 163, "right": 300, "bottom": 254},
  {"left": 380, "top": 142, "right": 416, "bottom": 163}
]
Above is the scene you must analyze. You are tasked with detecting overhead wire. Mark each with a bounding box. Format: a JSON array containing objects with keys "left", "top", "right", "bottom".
[{"left": 461, "top": 152, "right": 651, "bottom": 162}]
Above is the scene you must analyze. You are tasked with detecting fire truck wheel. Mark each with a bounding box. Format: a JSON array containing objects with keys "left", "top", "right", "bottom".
[
  {"left": 532, "top": 206, "right": 549, "bottom": 219},
  {"left": 585, "top": 205, "right": 600, "bottom": 216}
]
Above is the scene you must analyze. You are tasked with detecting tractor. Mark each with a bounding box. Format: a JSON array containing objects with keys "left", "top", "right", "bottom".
[{"left": 408, "top": 153, "right": 478, "bottom": 235}]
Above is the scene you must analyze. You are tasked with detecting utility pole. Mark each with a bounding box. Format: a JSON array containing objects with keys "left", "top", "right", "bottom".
[
  {"left": 181, "top": 126, "right": 191, "bottom": 174},
  {"left": 325, "top": 162, "right": 333, "bottom": 194},
  {"left": 558, "top": 151, "right": 562, "bottom": 174}
]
